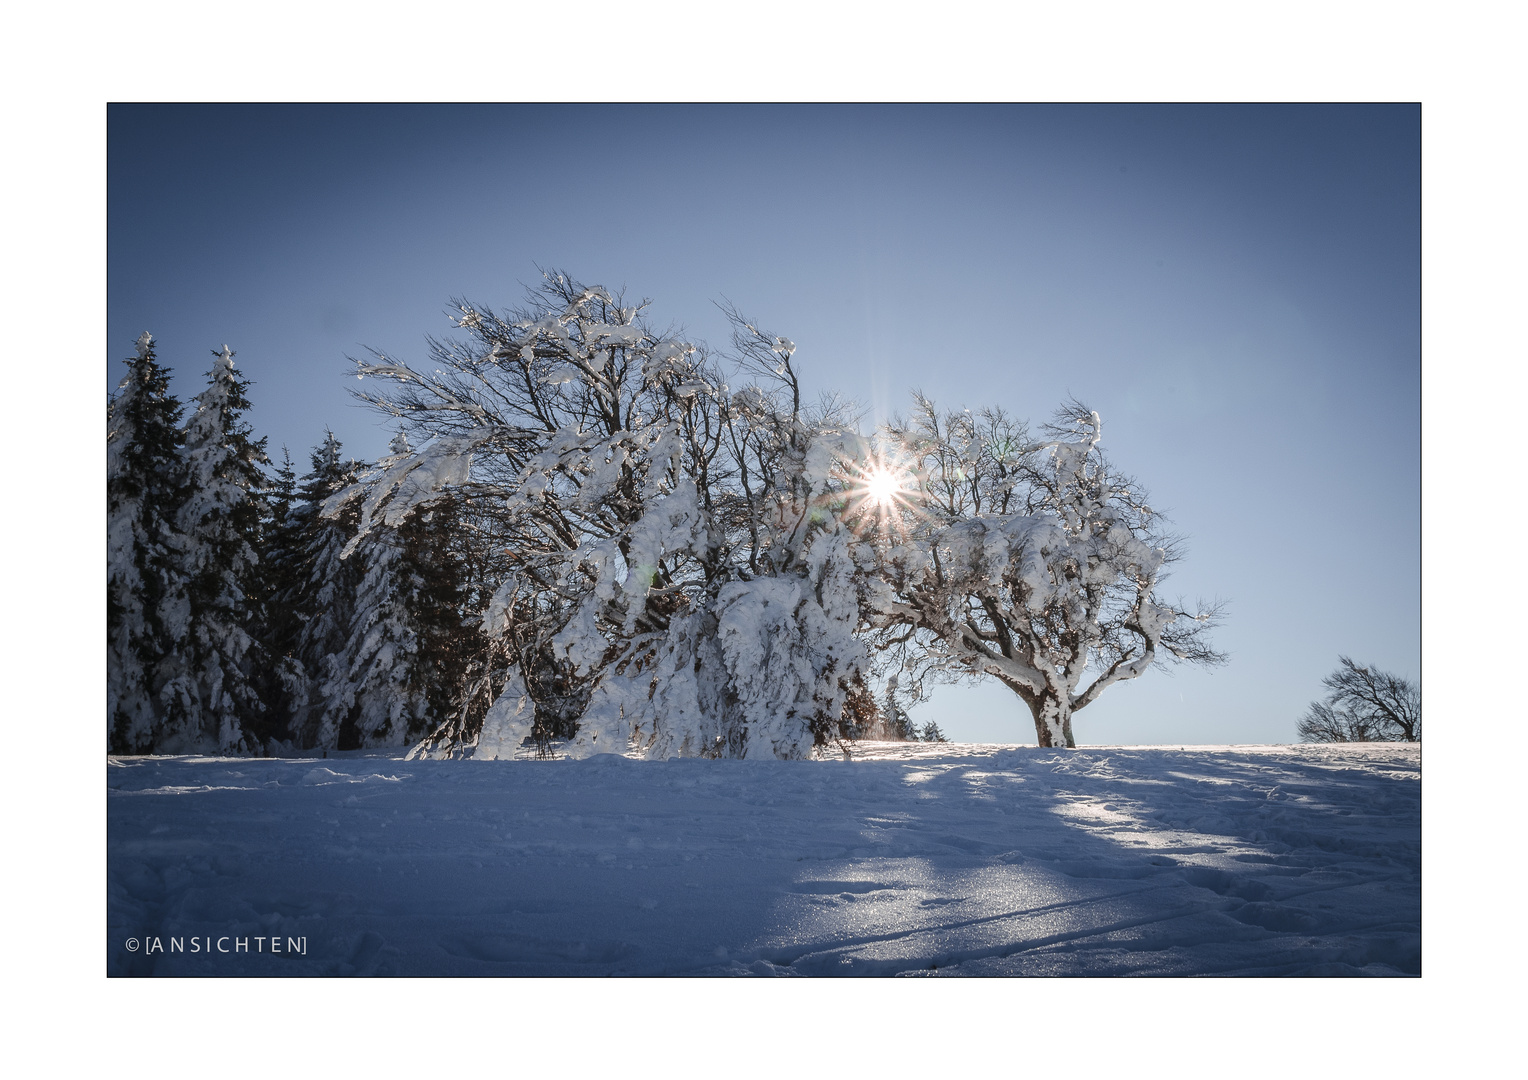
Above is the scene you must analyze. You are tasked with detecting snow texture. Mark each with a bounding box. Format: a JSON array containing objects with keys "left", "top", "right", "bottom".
[{"left": 108, "top": 742, "right": 1419, "bottom": 976}]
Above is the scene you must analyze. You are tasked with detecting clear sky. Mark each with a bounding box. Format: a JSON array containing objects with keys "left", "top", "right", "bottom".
[{"left": 107, "top": 103, "right": 1420, "bottom": 746}]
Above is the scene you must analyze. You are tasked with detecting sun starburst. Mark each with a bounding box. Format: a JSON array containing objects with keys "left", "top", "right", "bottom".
[
  {"left": 840, "top": 451, "right": 922, "bottom": 540},
  {"left": 864, "top": 465, "right": 903, "bottom": 508}
]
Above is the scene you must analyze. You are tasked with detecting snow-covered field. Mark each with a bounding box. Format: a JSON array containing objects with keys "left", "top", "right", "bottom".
[{"left": 107, "top": 742, "right": 1420, "bottom": 976}]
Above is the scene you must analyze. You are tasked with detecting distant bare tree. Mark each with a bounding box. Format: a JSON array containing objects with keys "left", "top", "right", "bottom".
[{"left": 1297, "top": 657, "right": 1420, "bottom": 743}]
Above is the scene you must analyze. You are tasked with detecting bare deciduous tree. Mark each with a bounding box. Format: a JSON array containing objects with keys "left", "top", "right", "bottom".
[{"left": 1298, "top": 657, "right": 1420, "bottom": 742}]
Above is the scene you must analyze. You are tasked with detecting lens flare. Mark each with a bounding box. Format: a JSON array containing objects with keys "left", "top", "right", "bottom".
[
  {"left": 840, "top": 451, "right": 923, "bottom": 541},
  {"left": 864, "top": 466, "right": 902, "bottom": 507}
]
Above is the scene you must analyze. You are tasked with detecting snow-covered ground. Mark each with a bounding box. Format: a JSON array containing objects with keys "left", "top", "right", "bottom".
[{"left": 107, "top": 742, "right": 1420, "bottom": 976}]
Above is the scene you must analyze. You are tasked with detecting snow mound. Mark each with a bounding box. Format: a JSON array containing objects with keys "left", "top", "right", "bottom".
[{"left": 298, "top": 768, "right": 408, "bottom": 786}]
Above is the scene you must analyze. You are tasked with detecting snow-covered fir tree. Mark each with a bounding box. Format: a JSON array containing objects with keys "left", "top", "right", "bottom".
[
  {"left": 156, "top": 346, "right": 271, "bottom": 753},
  {"left": 255, "top": 445, "right": 306, "bottom": 735},
  {"left": 260, "top": 432, "right": 364, "bottom": 747},
  {"left": 260, "top": 444, "right": 301, "bottom": 634},
  {"left": 313, "top": 523, "right": 420, "bottom": 748},
  {"left": 392, "top": 488, "right": 484, "bottom": 743},
  {"left": 107, "top": 332, "right": 189, "bottom": 753},
  {"left": 312, "top": 432, "right": 479, "bottom": 750}
]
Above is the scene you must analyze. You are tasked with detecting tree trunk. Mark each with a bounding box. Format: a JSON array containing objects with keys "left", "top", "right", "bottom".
[
  {"left": 993, "top": 674, "right": 1077, "bottom": 748},
  {"left": 1030, "top": 694, "right": 1076, "bottom": 749}
]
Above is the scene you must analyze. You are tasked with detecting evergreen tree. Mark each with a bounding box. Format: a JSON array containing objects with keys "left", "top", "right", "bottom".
[
  {"left": 315, "top": 432, "right": 480, "bottom": 750},
  {"left": 107, "top": 332, "right": 189, "bottom": 753},
  {"left": 261, "top": 444, "right": 300, "bottom": 630},
  {"left": 915, "top": 720, "right": 949, "bottom": 743},
  {"left": 158, "top": 346, "right": 270, "bottom": 752},
  {"left": 316, "top": 519, "right": 419, "bottom": 750},
  {"left": 255, "top": 445, "right": 306, "bottom": 740},
  {"left": 276, "top": 432, "right": 365, "bottom": 748},
  {"left": 395, "top": 492, "right": 482, "bottom": 742}
]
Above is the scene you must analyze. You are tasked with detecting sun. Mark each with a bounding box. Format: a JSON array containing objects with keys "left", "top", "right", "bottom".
[
  {"left": 839, "top": 453, "right": 923, "bottom": 539},
  {"left": 863, "top": 465, "right": 904, "bottom": 508}
]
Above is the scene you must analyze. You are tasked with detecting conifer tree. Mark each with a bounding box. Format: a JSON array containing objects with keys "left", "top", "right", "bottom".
[
  {"left": 394, "top": 491, "right": 481, "bottom": 740},
  {"left": 274, "top": 432, "right": 365, "bottom": 748},
  {"left": 255, "top": 446, "right": 307, "bottom": 739},
  {"left": 158, "top": 346, "right": 270, "bottom": 752},
  {"left": 315, "top": 432, "right": 479, "bottom": 750},
  {"left": 107, "top": 332, "right": 189, "bottom": 753}
]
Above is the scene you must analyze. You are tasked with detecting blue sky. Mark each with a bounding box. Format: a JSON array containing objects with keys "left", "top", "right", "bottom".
[{"left": 108, "top": 103, "right": 1420, "bottom": 745}]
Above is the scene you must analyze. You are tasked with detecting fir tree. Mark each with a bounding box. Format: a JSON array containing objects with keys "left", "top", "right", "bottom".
[
  {"left": 301, "top": 431, "right": 480, "bottom": 750},
  {"left": 394, "top": 493, "right": 482, "bottom": 742},
  {"left": 255, "top": 444, "right": 320, "bottom": 745},
  {"left": 318, "top": 520, "right": 423, "bottom": 750},
  {"left": 158, "top": 346, "right": 270, "bottom": 752},
  {"left": 881, "top": 676, "right": 915, "bottom": 741},
  {"left": 107, "top": 332, "right": 189, "bottom": 753},
  {"left": 274, "top": 432, "right": 365, "bottom": 748},
  {"left": 257, "top": 451, "right": 299, "bottom": 660},
  {"left": 311, "top": 431, "right": 480, "bottom": 750}
]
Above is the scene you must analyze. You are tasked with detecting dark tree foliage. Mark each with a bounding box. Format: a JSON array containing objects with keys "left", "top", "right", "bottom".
[
  {"left": 255, "top": 445, "right": 304, "bottom": 731},
  {"left": 837, "top": 674, "right": 887, "bottom": 741},
  {"left": 259, "top": 433, "right": 366, "bottom": 747},
  {"left": 388, "top": 496, "right": 484, "bottom": 747},
  {"left": 1298, "top": 657, "right": 1420, "bottom": 743}
]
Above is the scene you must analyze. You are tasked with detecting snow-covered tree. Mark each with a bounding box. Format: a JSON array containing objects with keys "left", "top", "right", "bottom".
[
  {"left": 259, "top": 432, "right": 365, "bottom": 747},
  {"left": 254, "top": 445, "right": 307, "bottom": 736},
  {"left": 1298, "top": 657, "right": 1420, "bottom": 743},
  {"left": 156, "top": 346, "right": 271, "bottom": 753},
  {"left": 108, "top": 332, "right": 189, "bottom": 753},
  {"left": 313, "top": 519, "right": 421, "bottom": 748},
  {"left": 259, "top": 445, "right": 301, "bottom": 642},
  {"left": 868, "top": 399, "right": 1224, "bottom": 748},
  {"left": 340, "top": 273, "right": 879, "bottom": 760},
  {"left": 309, "top": 432, "right": 480, "bottom": 750}
]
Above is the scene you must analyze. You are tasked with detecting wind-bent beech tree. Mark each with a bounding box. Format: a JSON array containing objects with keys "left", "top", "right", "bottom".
[
  {"left": 868, "top": 399, "right": 1225, "bottom": 747},
  {"left": 332, "top": 273, "right": 884, "bottom": 759}
]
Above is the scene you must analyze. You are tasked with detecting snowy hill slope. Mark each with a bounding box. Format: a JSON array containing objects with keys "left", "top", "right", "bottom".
[{"left": 107, "top": 742, "right": 1420, "bottom": 976}]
